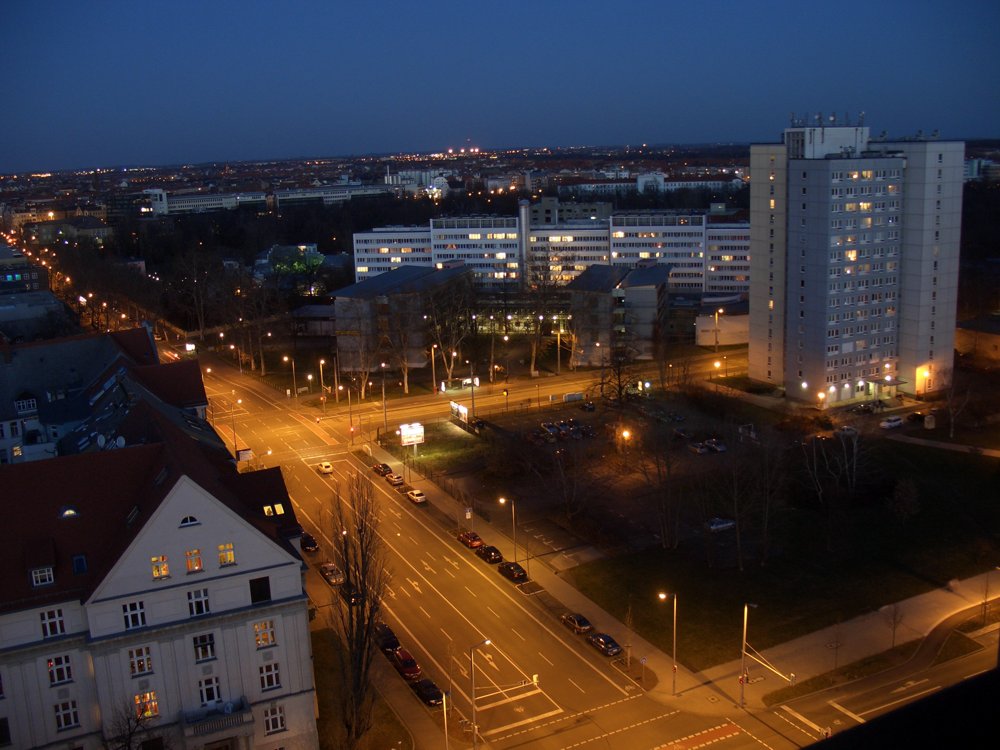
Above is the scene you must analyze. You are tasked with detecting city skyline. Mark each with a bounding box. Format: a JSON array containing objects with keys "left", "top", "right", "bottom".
[{"left": 4, "top": 0, "right": 999, "bottom": 173}]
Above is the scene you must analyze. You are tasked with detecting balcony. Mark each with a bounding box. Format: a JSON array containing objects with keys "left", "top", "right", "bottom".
[{"left": 180, "top": 696, "right": 254, "bottom": 738}]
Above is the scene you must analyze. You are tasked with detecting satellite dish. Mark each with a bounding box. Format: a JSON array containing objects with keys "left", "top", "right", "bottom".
[
  {"left": 97, "top": 435, "right": 106, "bottom": 448},
  {"left": 116, "top": 436, "right": 126, "bottom": 448}
]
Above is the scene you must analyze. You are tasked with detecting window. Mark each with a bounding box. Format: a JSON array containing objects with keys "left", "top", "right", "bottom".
[
  {"left": 151, "top": 555, "right": 169, "bottom": 579},
  {"left": 193, "top": 633, "right": 215, "bottom": 661},
  {"left": 47, "top": 654, "right": 72, "bottom": 685},
  {"left": 134, "top": 691, "right": 159, "bottom": 718},
  {"left": 249, "top": 577, "right": 271, "bottom": 604},
  {"left": 218, "top": 542, "right": 236, "bottom": 566},
  {"left": 179, "top": 515, "right": 199, "bottom": 527},
  {"left": 40, "top": 609, "right": 66, "bottom": 638},
  {"left": 254, "top": 620, "right": 276, "bottom": 648},
  {"left": 263, "top": 503, "right": 285, "bottom": 516},
  {"left": 263, "top": 705, "right": 286, "bottom": 734},
  {"left": 199, "top": 676, "right": 221, "bottom": 706},
  {"left": 54, "top": 700, "right": 80, "bottom": 730},
  {"left": 185, "top": 549, "right": 202, "bottom": 573},
  {"left": 32, "top": 567, "right": 54, "bottom": 587},
  {"left": 259, "top": 663, "right": 281, "bottom": 691},
  {"left": 188, "top": 589, "right": 210, "bottom": 617},
  {"left": 123, "top": 601, "right": 146, "bottom": 630},
  {"left": 128, "top": 646, "right": 153, "bottom": 676},
  {"left": 72, "top": 555, "right": 88, "bottom": 575}
]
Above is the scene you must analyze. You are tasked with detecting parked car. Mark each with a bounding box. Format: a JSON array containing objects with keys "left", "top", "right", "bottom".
[
  {"left": 580, "top": 401, "right": 596, "bottom": 412},
  {"left": 391, "top": 647, "right": 422, "bottom": 682},
  {"left": 559, "top": 612, "right": 594, "bottom": 634},
  {"left": 704, "top": 438, "right": 727, "bottom": 452},
  {"left": 687, "top": 442, "right": 709, "bottom": 455},
  {"left": 374, "top": 622, "right": 400, "bottom": 655},
  {"left": 338, "top": 581, "right": 364, "bottom": 606},
  {"left": 319, "top": 561, "right": 345, "bottom": 586},
  {"left": 405, "top": 489, "right": 427, "bottom": 504},
  {"left": 907, "top": 411, "right": 927, "bottom": 423},
  {"left": 411, "top": 678, "right": 443, "bottom": 706},
  {"left": 457, "top": 531, "right": 484, "bottom": 548},
  {"left": 705, "top": 517, "right": 736, "bottom": 533},
  {"left": 498, "top": 561, "right": 528, "bottom": 582},
  {"left": 371, "top": 463, "right": 392, "bottom": 476},
  {"left": 586, "top": 633, "right": 622, "bottom": 656},
  {"left": 879, "top": 416, "right": 904, "bottom": 429},
  {"left": 673, "top": 427, "right": 692, "bottom": 440},
  {"left": 475, "top": 545, "right": 503, "bottom": 564},
  {"left": 300, "top": 532, "right": 319, "bottom": 554},
  {"left": 385, "top": 473, "right": 405, "bottom": 486},
  {"left": 317, "top": 461, "right": 334, "bottom": 474}
]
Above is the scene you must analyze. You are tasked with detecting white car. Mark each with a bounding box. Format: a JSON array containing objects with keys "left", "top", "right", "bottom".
[
  {"left": 705, "top": 517, "right": 736, "bottom": 533},
  {"left": 317, "top": 461, "right": 334, "bottom": 474},
  {"left": 879, "top": 416, "right": 904, "bottom": 429},
  {"left": 405, "top": 490, "right": 427, "bottom": 504},
  {"left": 385, "top": 473, "right": 404, "bottom": 486},
  {"left": 319, "top": 562, "right": 345, "bottom": 586}
]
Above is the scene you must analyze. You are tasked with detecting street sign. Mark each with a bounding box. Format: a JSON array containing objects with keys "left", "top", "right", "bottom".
[{"left": 465, "top": 508, "right": 473, "bottom": 520}]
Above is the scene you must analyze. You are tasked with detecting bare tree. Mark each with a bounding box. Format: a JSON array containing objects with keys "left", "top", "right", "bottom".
[
  {"left": 103, "top": 699, "right": 172, "bottom": 750},
  {"left": 171, "top": 244, "right": 223, "bottom": 340},
  {"left": 330, "top": 472, "right": 392, "bottom": 748},
  {"left": 881, "top": 602, "right": 905, "bottom": 648},
  {"left": 385, "top": 291, "right": 423, "bottom": 394},
  {"left": 426, "top": 278, "right": 475, "bottom": 384},
  {"left": 750, "top": 426, "right": 787, "bottom": 566},
  {"left": 942, "top": 368, "right": 972, "bottom": 439}
]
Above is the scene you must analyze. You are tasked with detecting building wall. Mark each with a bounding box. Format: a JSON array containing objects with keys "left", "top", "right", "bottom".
[{"left": 431, "top": 217, "right": 520, "bottom": 291}]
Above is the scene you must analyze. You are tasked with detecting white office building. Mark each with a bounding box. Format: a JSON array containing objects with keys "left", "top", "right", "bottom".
[{"left": 748, "top": 118, "right": 963, "bottom": 403}]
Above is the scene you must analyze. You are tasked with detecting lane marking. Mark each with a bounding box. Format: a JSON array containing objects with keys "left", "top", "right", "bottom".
[
  {"left": 568, "top": 678, "right": 585, "bottom": 694},
  {"left": 860, "top": 685, "right": 941, "bottom": 716},
  {"left": 828, "top": 700, "right": 865, "bottom": 724},
  {"left": 779, "top": 704, "right": 823, "bottom": 732}
]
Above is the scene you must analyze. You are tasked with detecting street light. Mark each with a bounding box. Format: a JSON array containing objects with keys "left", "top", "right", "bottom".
[
  {"left": 339, "top": 384, "right": 353, "bottom": 444},
  {"left": 740, "top": 603, "right": 758, "bottom": 708},
  {"left": 283, "top": 356, "right": 297, "bottom": 398},
  {"left": 380, "top": 362, "right": 388, "bottom": 435},
  {"left": 714, "top": 307, "right": 724, "bottom": 353},
  {"left": 499, "top": 497, "right": 516, "bottom": 563},
  {"left": 319, "top": 359, "right": 326, "bottom": 412},
  {"left": 230, "top": 398, "right": 242, "bottom": 454},
  {"left": 306, "top": 373, "right": 313, "bottom": 393},
  {"left": 469, "top": 638, "right": 491, "bottom": 749},
  {"left": 658, "top": 592, "right": 678, "bottom": 696},
  {"left": 430, "top": 344, "right": 438, "bottom": 393}
]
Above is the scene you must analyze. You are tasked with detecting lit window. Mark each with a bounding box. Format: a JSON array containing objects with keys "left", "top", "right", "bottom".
[
  {"left": 254, "top": 620, "right": 276, "bottom": 648},
  {"left": 188, "top": 589, "right": 210, "bottom": 617},
  {"left": 218, "top": 542, "right": 236, "bottom": 566},
  {"left": 134, "top": 691, "right": 159, "bottom": 718},
  {"left": 193, "top": 633, "right": 215, "bottom": 661},
  {"left": 260, "top": 663, "right": 281, "bottom": 691},
  {"left": 186, "top": 549, "right": 203, "bottom": 573},
  {"left": 54, "top": 700, "right": 80, "bottom": 730},
  {"left": 263, "top": 503, "right": 285, "bottom": 516},
  {"left": 151, "top": 555, "right": 169, "bottom": 579},
  {"left": 263, "top": 704, "right": 286, "bottom": 734},
  {"left": 47, "top": 654, "right": 72, "bottom": 685},
  {"left": 40, "top": 609, "right": 66, "bottom": 638},
  {"left": 123, "top": 601, "right": 146, "bottom": 630},
  {"left": 32, "top": 567, "right": 54, "bottom": 587},
  {"left": 128, "top": 645, "right": 152, "bottom": 675}
]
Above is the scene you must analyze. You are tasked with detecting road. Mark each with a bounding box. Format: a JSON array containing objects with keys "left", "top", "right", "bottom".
[{"left": 196, "top": 350, "right": 987, "bottom": 749}]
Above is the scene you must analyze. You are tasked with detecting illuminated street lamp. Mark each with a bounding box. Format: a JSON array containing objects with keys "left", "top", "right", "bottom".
[
  {"left": 658, "top": 592, "right": 678, "bottom": 696},
  {"left": 283, "top": 356, "right": 297, "bottom": 398},
  {"left": 319, "top": 359, "right": 326, "bottom": 412},
  {"left": 306, "top": 373, "right": 313, "bottom": 393},
  {"left": 430, "top": 344, "right": 438, "bottom": 393},
  {"left": 380, "top": 362, "right": 388, "bottom": 434},
  {"left": 469, "top": 638, "right": 492, "bottom": 749},
  {"left": 339, "top": 384, "right": 353, "bottom": 444},
  {"left": 499, "top": 497, "right": 516, "bottom": 563},
  {"left": 714, "top": 307, "right": 724, "bottom": 352},
  {"left": 230, "top": 398, "right": 242, "bottom": 453}
]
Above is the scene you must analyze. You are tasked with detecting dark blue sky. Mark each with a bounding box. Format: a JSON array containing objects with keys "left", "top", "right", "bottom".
[{"left": 4, "top": 0, "right": 998, "bottom": 173}]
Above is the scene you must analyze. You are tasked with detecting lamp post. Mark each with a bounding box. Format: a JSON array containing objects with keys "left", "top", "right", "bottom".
[
  {"left": 230, "top": 398, "right": 242, "bottom": 453},
  {"left": 503, "top": 335, "right": 510, "bottom": 383},
  {"left": 469, "top": 638, "right": 491, "bottom": 749},
  {"left": 306, "top": 373, "right": 313, "bottom": 394},
  {"left": 499, "top": 497, "right": 516, "bottom": 563},
  {"left": 319, "top": 359, "right": 326, "bottom": 412},
  {"left": 714, "top": 307, "right": 724, "bottom": 353},
  {"left": 596, "top": 341, "right": 605, "bottom": 397},
  {"left": 467, "top": 360, "right": 476, "bottom": 419},
  {"left": 283, "top": 355, "right": 297, "bottom": 398},
  {"left": 380, "top": 362, "right": 388, "bottom": 435},
  {"left": 555, "top": 315, "right": 562, "bottom": 375},
  {"left": 430, "top": 344, "right": 438, "bottom": 393},
  {"left": 658, "top": 592, "right": 678, "bottom": 696},
  {"left": 740, "top": 602, "right": 758, "bottom": 708},
  {"left": 339, "top": 384, "right": 353, "bottom": 444}
]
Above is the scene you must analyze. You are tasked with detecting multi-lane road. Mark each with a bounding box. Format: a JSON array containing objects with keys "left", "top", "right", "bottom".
[{"left": 198, "top": 352, "right": 993, "bottom": 749}]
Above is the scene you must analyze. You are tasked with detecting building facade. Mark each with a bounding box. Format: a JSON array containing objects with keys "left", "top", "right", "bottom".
[{"left": 748, "top": 119, "right": 963, "bottom": 403}]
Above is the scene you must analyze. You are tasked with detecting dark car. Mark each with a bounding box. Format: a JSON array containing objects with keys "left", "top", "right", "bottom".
[
  {"left": 372, "top": 462, "right": 392, "bottom": 476},
  {"left": 586, "top": 632, "right": 622, "bottom": 656},
  {"left": 411, "top": 678, "right": 443, "bottom": 706},
  {"left": 497, "top": 561, "right": 528, "bottom": 582},
  {"left": 580, "top": 401, "right": 596, "bottom": 412},
  {"left": 457, "top": 531, "right": 484, "bottom": 549},
  {"left": 672, "top": 427, "right": 692, "bottom": 440},
  {"left": 560, "top": 612, "right": 593, "bottom": 634},
  {"left": 339, "top": 582, "right": 364, "bottom": 606},
  {"left": 475, "top": 545, "right": 503, "bottom": 564},
  {"left": 907, "top": 411, "right": 926, "bottom": 423},
  {"left": 300, "top": 532, "right": 319, "bottom": 554},
  {"left": 374, "top": 622, "right": 399, "bottom": 655},
  {"left": 391, "top": 647, "right": 422, "bottom": 682}
]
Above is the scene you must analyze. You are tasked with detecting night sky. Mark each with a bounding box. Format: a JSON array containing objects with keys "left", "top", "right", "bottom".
[{"left": 4, "top": 0, "right": 998, "bottom": 173}]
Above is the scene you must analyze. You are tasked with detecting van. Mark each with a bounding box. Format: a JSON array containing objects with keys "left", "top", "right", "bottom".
[{"left": 879, "top": 416, "right": 903, "bottom": 429}]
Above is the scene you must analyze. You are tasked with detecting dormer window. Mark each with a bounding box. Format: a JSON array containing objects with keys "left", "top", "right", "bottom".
[
  {"left": 179, "top": 515, "right": 200, "bottom": 527},
  {"left": 14, "top": 397, "right": 37, "bottom": 414},
  {"left": 31, "top": 567, "right": 54, "bottom": 587}
]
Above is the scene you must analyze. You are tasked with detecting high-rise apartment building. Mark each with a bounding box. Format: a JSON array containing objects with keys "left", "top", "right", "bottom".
[{"left": 748, "top": 118, "right": 963, "bottom": 404}]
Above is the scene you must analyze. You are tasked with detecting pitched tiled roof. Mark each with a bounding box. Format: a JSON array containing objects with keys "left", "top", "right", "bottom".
[{"left": 130, "top": 359, "right": 208, "bottom": 410}]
